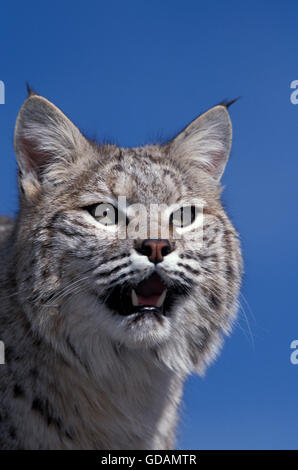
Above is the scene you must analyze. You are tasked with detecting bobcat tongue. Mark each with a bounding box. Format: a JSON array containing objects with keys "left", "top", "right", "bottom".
[{"left": 135, "top": 273, "right": 166, "bottom": 306}]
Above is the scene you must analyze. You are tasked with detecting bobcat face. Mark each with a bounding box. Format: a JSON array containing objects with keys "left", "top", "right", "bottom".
[
  {"left": 74, "top": 150, "right": 206, "bottom": 347},
  {"left": 13, "top": 93, "right": 242, "bottom": 371}
]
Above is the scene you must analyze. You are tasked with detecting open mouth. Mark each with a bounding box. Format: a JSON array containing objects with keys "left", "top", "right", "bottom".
[
  {"left": 129, "top": 273, "right": 167, "bottom": 316},
  {"left": 103, "top": 272, "right": 188, "bottom": 318}
]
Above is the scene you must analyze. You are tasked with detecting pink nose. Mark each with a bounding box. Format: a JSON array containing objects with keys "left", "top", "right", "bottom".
[{"left": 139, "top": 239, "right": 172, "bottom": 264}]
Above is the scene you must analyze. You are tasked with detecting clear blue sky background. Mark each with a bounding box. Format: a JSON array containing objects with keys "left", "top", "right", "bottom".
[{"left": 0, "top": 0, "right": 297, "bottom": 449}]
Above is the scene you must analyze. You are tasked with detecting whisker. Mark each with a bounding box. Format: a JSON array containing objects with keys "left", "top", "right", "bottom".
[
  {"left": 44, "top": 277, "right": 91, "bottom": 307},
  {"left": 237, "top": 300, "right": 255, "bottom": 350},
  {"left": 239, "top": 292, "right": 257, "bottom": 324},
  {"left": 41, "top": 268, "right": 95, "bottom": 306}
]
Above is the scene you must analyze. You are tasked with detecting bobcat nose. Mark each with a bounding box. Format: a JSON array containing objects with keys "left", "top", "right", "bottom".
[{"left": 138, "top": 239, "right": 172, "bottom": 264}]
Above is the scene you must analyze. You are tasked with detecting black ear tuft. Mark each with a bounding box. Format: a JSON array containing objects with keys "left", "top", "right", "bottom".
[
  {"left": 26, "top": 83, "right": 38, "bottom": 97},
  {"left": 218, "top": 97, "right": 241, "bottom": 108},
  {"left": 169, "top": 105, "right": 232, "bottom": 180}
]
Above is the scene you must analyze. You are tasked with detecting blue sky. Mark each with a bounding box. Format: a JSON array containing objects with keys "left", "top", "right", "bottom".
[{"left": 0, "top": 0, "right": 297, "bottom": 449}]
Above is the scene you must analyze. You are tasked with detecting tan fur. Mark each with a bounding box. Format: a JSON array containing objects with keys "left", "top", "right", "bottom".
[{"left": 0, "top": 94, "right": 242, "bottom": 449}]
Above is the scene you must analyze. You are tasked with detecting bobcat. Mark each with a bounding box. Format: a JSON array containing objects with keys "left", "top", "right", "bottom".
[{"left": 0, "top": 90, "right": 242, "bottom": 449}]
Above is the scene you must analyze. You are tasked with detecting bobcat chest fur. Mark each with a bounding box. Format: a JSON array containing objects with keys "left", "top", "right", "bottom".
[{"left": 0, "top": 92, "right": 242, "bottom": 449}]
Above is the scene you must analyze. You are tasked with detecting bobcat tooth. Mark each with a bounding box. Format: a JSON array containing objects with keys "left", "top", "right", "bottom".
[
  {"left": 156, "top": 290, "right": 167, "bottom": 307},
  {"left": 131, "top": 289, "right": 139, "bottom": 306}
]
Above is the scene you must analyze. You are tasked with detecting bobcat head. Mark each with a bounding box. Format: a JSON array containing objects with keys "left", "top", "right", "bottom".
[{"left": 13, "top": 93, "right": 242, "bottom": 375}]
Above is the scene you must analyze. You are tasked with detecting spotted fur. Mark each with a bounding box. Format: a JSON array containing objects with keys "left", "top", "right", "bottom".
[{"left": 0, "top": 93, "right": 242, "bottom": 449}]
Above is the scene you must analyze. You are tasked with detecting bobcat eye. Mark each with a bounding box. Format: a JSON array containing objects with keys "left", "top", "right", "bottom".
[
  {"left": 86, "top": 203, "right": 118, "bottom": 226},
  {"left": 170, "top": 205, "right": 197, "bottom": 228}
]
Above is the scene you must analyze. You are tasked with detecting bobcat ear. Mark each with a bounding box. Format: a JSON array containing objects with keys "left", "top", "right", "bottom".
[
  {"left": 168, "top": 105, "right": 232, "bottom": 180},
  {"left": 14, "top": 94, "right": 89, "bottom": 200}
]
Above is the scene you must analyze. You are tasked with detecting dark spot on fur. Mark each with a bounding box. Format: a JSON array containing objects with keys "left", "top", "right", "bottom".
[
  {"left": 33, "top": 339, "right": 42, "bottom": 349},
  {"left": 65, "top": 428, "right": 75, "bottom": 440},
  {"left": 226, "top": 265, "right": 233, "bottom": 279},
  {"left": 32, "top": 397, "right": 44, "bottom": 414},
  {"left": 4, "top": 346, "right": 13, "bottom": 362},
  {"left": 71, "top": 219, "right": 91, "bottom": 230},
  {"left": 9, "top": 426, "right": 17, "bottom": 439},
  {"left": 32, "top": 397, "right": 62, "bottom": 431},
  {"left": 111, "top": 163, "right": 124, "bottom": 173},
  {"left": 42, "top": 267, "right": 50, "bottom": 278},
  {"left": 112, "top": 343, "right": 120, "bottom": 357},
  {"left": 13, "top": 384, "right": 25, "bottom": 398},
  {"left": 178, "top": 262, "right": 200, "bottom": 276},
  {"left": 96, "top": 261, "right": 130, "bottom": 279},
  {"left": 29, "top": 367, "right": 38, "bottom": 379},
  {"left": 43, "top": 292, "right": 56, "bottom": 303},
  {"left": 210, "top": 293, "right": 220, "bottom": 308},
  {"left": 49, "top": 212, "right": 61, "bottom": 226},
  {"left": 13, "top": 353, "right": 23, "bottom": 362},
  {"left": 56, "top": 226, "right": 84, "bottom": 238},
  {"left": 173, "top": 271, "right": 193, "bottom": 287},
  {"left": 28, "top": 293, "right": 39, "bottom": 303}
]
